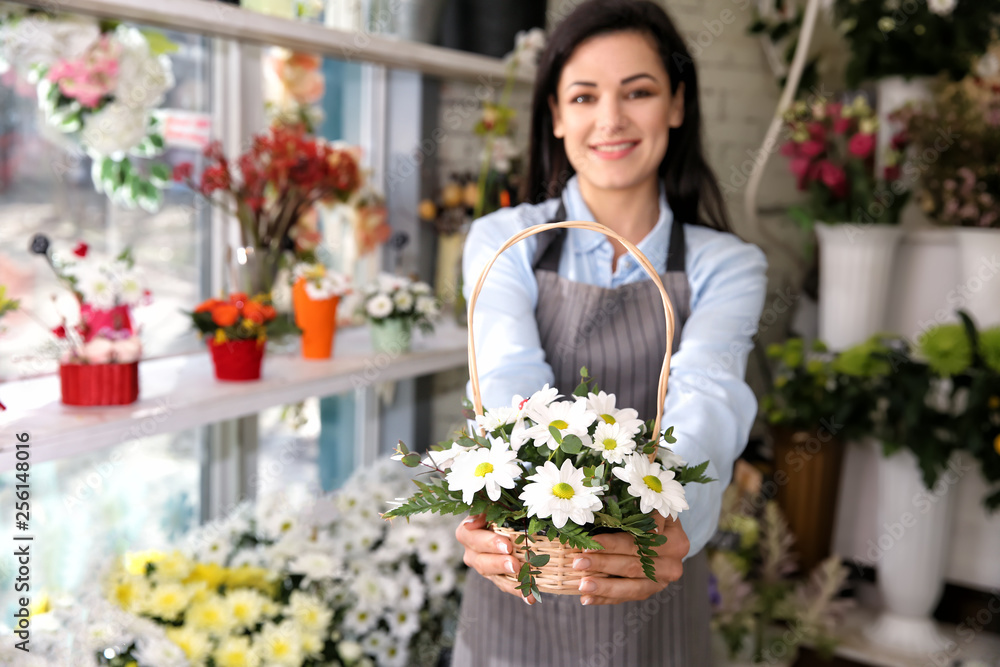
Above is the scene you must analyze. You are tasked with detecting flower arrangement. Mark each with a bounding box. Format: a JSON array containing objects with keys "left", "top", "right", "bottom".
[
  {"left": 781, "top": 95, "right": 911, "bottom": 230},
  {"left": 28, "top": 233, "right": 148, "bottom": 365},
  {"left": 833, "top": 0, "right": 999, "bottom": 87},
  {"left": 898, "top": 73, "right": 1000, "bottom": 228},
  {"left": 360, "top": 273, "right": 438, "bottom": 331},
  {"left": 293, "top": 263, "right": 351, "bottom": 301},
  {"left": 3, "top": 461, "right": 465, "bottom": 667},
  {"left": 291, "top": 262, "right": 352, "bottom": 359},
  {"left": 0, "top": 8, "right": 176, "bottom": 211},
  {"left": 189, "top": 292, "right": 290, "bottom": 344},
  {"left": 173, "top": 125, "right": 362, "bottom": 295},
  {"left": 709, "top": 483, "right": 852, "bottom": 663},
  {"left": 384, "top": 370, "right": 713, "bottom": 600}
]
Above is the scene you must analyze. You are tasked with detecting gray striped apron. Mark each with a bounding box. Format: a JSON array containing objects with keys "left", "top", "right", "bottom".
[{"left": 453, "top": 203, "right": 710, "bottom": 667}]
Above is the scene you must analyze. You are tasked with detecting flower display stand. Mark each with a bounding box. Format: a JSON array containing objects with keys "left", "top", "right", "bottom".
[
  {"left": 816, "top": 223, "right": 903, "bottom": 350},
  {"left": 954, "top": 227, "right": 1000, "bottom": 328},
  {"left": 885, "top": 228, "right": 961, "bottom": 339}
]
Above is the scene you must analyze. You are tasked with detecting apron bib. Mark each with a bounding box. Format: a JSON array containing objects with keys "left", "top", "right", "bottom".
[{"left": 453, "top": 202, "right": 710, "bottom": 667}]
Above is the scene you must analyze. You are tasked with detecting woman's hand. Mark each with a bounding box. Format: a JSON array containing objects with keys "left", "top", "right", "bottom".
[
  {"left": 455, "top": 513, "right": 538, "bottom": 605},
  {"left": 573, "top": 513, "right": 690, "bottom": 606}
]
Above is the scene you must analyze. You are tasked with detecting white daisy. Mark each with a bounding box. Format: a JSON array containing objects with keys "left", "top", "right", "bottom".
[
  {"left": 521, "top": 398, "right": 596, "bottom": 451},
  {"left": 361, "top": 629, "right": 390, "bottom": 654},
  {"left": 72, "top": 265, "right": 117, "bottom": 309},
  {"left": 365, "top": 293, "right": 393, "bottom": 319},
  {"left": 513, "top": 383, "right": 560, "bottom": 415},
  {"left": 411, "top": 281, "right": 432, "bottom": 295},
  {"left": 415, "top": 531, "right": 457, "bottom": 567},
  {"left": 338, "top": 641, "right": 364, "bottom": 662},
  {"left": 116, "top": 270, "right": 144, "bottom": 307},
  {"left": 588, "top": 421, "right": 637, "bottom": 464},
  {"left": 476, "top": 406, "right": 520, "bottom": 433},
  {"left": 289, "top": 552, "right": 340, "bottom": 584},
  {"left": 585, "top": 391, "right": 645, "bottom": 437},
  {"left": 416, "top": 295, "right": 438, "bottom": 316},
  {"left": 376, "top": 273, "right": 408, "bottom": 293},
  {"left": 393, "top": 290, "right": 414, "bottom": 311},
  {"left": 377, "top": 638, "right": 408, "bottom": 667},
  {"left": 132, "top": 635, "right": 189, "bottom": 667},
  {"left": 519, "top": 459, "right": 603, "bottom": 529},
  {"left": 385, "top": 606, "right": 421, "bottom": 639},
  {"left": 445, "top": 437, "right": 521, "bottom": 504},
  {"left": 420, "top": 443, "right": 473, "bottom": 471},
  {"left": 612, "top": 454, "right": 689, "bottom": 521},
  {"left": 343, "top": 606, "right": 379, "bottom": 635},
  {"left": 425, "top": 565, "right": 457, "bottom": 597},
  {"left": 394, "top": 568, "right": 427, "bottom": 611}
]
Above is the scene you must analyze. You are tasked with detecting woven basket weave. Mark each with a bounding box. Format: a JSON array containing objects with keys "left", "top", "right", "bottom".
[{"left": 467, "top": 220, "right": 677, "bottom": 595}]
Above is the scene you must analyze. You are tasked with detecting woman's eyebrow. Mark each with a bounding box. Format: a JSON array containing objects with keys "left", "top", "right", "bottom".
[{"left": 565, "top": 73, "right": 658, "bottom": 90}]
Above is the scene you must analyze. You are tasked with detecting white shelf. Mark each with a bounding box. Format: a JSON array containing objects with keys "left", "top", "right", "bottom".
[
  {"left": 0, "top": 320, "right": 469, "bottom": 467},
  {"left": 14, "top": 0, "right": 534, "bottom": 84}
]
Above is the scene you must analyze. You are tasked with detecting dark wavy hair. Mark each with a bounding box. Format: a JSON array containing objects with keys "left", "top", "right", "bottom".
[{"left": 524, "top": 0, "right": 730, "bottom": 232}]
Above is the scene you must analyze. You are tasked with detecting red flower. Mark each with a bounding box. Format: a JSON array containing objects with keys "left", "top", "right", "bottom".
[
  {"left": 818, "top": 160, "right": 848, "bottom": 199},
  {"left": 833, "top": 117, "right": 852, "bottom": 135},
  {"left": 172, "top": 163, "right": 194, "bottom": 182},
  {"left": 884, "top": 165, "right": 901, "bottom": 182},
  {"left": 52, "top": 325, "right": 67, "bottom": 338},
  {"left": 891, "top": 131, "right": 909, "bottom": 151},
  {"left": 807, "top": 122, "right": 826, "bottom": 142},
  {"left": 799, "top": 140, "right": 824, "bottom": 159},
  {"left": 848, "top": 133, "right": 876, "bottom": 159},
  {"left": 201, "top": 165, "right": 232, "bottom": 195},
  {"left": 72, "top": 242, "right": 88, "bottom": 258}
]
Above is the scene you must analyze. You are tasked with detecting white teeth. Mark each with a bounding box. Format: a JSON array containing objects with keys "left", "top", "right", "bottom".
[{"left": 593, "top": 142, "right": 637, "bottom": 152}]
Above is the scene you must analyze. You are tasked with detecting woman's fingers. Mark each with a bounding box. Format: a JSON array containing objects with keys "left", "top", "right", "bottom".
[
  {"left": 486, "top": 573, "right": 538, "bottom": 605},
  {"left": 455, "top": 514, "right": 513, "bottom": 554},
  {"left": 577, "top": 574, "right": 663, "bottom": 604},
  {"left": 455, "top": 513, "right": 532, "bottom": 601}
]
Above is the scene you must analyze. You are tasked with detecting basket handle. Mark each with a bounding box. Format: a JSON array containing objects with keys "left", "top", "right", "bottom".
[{"left": 467, "top": 220, "right": 677, "bottom": 443}]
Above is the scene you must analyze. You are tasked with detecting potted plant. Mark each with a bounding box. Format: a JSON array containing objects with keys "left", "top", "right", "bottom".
[
  {"left": 358, "top": 273, "right": 438, "bottom": 355},
  {"left": 29, "top": 234, "right": 148, "bottom": 406},
  {"left": 899, "top": 73, "right": 1000, "bottom": 327},
  {"left": 189, "top": 292, "right": 296, "bottom": 381},
  {"left": 781, "top": 95, "right": 911, "bottom": 349},
  {"left": 709, "top": 483, "right": 852, "bottom": 666},
  {"left": 760, "top": 338, "right": 868, "bottom": 572},
  {"left": 291, "top": 262, "right": 351, "bottom": 360}
]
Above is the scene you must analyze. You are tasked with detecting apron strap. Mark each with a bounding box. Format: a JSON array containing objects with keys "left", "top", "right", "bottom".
[{"left": 531, "top": 198, "right": 688, "bottom": 273}]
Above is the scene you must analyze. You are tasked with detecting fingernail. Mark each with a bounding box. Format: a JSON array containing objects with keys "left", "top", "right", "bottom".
[
  {"left": 573, "top": 557, "right": 591, "bottom": 570},
  {"left": 463, "top": 517, "right": 476, "bottom": 525},
  {"left": 581, "top": 596, "right": 593, "bottom": 606},
  {"left": 522, "top": 596, "right": 533, "bottom": 606},
  {"left": 504, "top": 560, "right": 516, "bottom": 574},
  {"left": 578, "top": 579, "right": 597, "bottom": 593},
  {"left": 497, "top": 541, "right": 510, "bottom": 554},
  {"left": 583, "top": 548, "right": 599, "bottom": 553}
]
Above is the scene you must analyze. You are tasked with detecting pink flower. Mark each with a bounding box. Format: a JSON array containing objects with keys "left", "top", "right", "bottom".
[
  {"left": 833, "top": 117, "right": 852, "bottom": 135},
  {"left": 79, "top": 304, "right": 133, "bottom": 342},
  {"left": 113, "top": 336, "right": 143, "bottom": 363},
  {"left": 807, "top": 122, "right": 826, "bottom": 141},
  {"left": 848, "top": 133, "right": 876, "bottom": 159},
  {"left": 47, "top": 35, "right": 120, "bottom": 109},
  {"left": 83, "top": 337, "right": 115, "bottom": 364},
  {"left": 818, "top": 160, "right": 848, "bottom": 199},
  {"left": 799, "top": 140, "right": 825, "bottom": 159}
]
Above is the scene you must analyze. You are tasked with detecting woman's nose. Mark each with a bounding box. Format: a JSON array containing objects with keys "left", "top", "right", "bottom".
[{"left": 596, "top": 97, "right": 627, "bottom": 135}]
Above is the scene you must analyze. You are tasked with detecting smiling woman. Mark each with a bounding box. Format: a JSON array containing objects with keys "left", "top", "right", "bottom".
[{"left": 453, "top": 0, "right": 768, "bottom": 665}]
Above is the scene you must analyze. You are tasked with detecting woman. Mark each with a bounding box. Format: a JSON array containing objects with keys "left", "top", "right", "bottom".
[{"left": 453, "top": 1, "right": 767, "bottom": 665}]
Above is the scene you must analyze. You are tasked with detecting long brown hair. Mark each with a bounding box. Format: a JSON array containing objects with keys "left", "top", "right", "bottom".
[{"left": 524, "top": 0, "right": 730, "bottom": 232}]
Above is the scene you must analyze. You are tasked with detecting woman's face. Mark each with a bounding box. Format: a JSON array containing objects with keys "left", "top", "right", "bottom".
[{"left": 550, "top": 31, "right": 684, "bottom": 196}]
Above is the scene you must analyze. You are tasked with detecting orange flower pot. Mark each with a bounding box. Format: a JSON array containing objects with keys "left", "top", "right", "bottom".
[{"left": 292, "top": 278, "right": 339, "bottom": 360}]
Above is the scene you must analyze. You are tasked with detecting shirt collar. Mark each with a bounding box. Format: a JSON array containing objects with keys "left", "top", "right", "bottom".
[{"left": 560, "top": 175, "right": 674, "bottom": 272}]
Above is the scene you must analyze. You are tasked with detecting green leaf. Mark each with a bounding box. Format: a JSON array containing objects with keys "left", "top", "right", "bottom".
[
  {"left": 148, "top": 133, "right": 165, "bottom": 149},
  {"left": 149, "top": 162, "right": 171, "bottom": 186},
  {"left": 397, "top": 441, "right": 410, "bottom": 455},
  {"left": 560, "top": 434, "right": 583, "bottom": 455},
  {"left": 529, "top": 554, "right": 550, "bottom": 567},
  {"left": 676, "top": 460, "right": 714, "bottom": 485},
  {"left": 139, "top": 29, "right": 179, "bottom": 56},
  {"left": 548, "top": 426, "right": 563, "bottom": 445},
  {"left": 401, "top": 453, "right": 421, "bottom": 468}
]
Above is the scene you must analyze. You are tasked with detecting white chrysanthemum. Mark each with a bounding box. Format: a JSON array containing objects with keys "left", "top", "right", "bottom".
[
  {"left": 376, "top": 273, "right": 408, "bottom": 293},
  {"left": 415, "top": 530, "right": 457, "bottom": 566},
  {"left": 227, "top": 588, "right": 268, "bottom": 629},
  {"left": 393, "top": 568, "right": 427, "bottom": 611},
  {"left": 588, "top": 421, "right": 637, "bottom": 464},
  {"left": 338, "top": 640, "right": 364, "bottom": 662},
  {"left": 585, "top": 391, "right": 644, "bottom": 437},
  {"left": 113, "top": 26, "right": 174, "bottom": 110},
  {"left": 419, "top": 442, "right": 472, "bottom": 471},
  {"left": 132, "top": 635, "right": 189, "bottom": 667},
  {"left": 519, "top": 459, "right": 603, "bottom": 528},
  {"left": 71, "top": 265, "right": 117, "bottom": 309},
  {"left": 289, "top": 551, "right": 340, "bottom": 584},
  {"left": 476, "top": 406, "right": 520, "bottom": 433},
  {"left": 385, "top": 606, "right": 421, "bottom": 640},
  {"left": 927, "top": 0, "right": 957, "bottom": 16},
  {"left": 343, "top": 605, "right": 379, "bottom": 635},
  {"left": 213, "top": 635, "right": 260, "bottom": 667},
  {"left": 385, "top": 522, "right": 424, "bottom": 555},
  {"left": 411, "top": 281, "right": 432, "bottom": 295},
  {"left": 377, "top": 638, "right": 408, "bottom": 667},
  {"left": 81, "top": 101, "right": 151, "bottom": 157},
  {"left": 393, "top": 290, "right": 414, "bottom": 311},
  {"left": 446, "top": 437, "right": 521, "bottom": 504},
  {"left": 289, "top": 591, "right": 333, "bottom": 635},
  {"left": 513, "top": 383, "right": 560, "bottom": 416},
  {"left": 612, "top": 454, "right": 689, "bottom": 520},
  {"left": 140, "top": 582, "right": 192, "bottom": 622},
  {"left": 117, "top": 270, "right": 144, "bottom": 307},
  {"left": 254, "top": 621, "right": 303, "bottom": 667},
  {"left": 425, "top": 565, "right": 457, "bottom": 597},
  {"left": 416, "top": 295, "right": 438, "bottom": 316},
  {"left": 521, "top": 399, "right": 596, "bottom": 451},
  {"left": 366, "top": 293, "right": 393, "bottom": 319}
]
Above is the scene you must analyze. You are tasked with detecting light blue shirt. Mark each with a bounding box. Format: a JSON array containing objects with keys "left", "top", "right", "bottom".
[{"left": 462, "top": 176, "right": 768, "bottom": 558}]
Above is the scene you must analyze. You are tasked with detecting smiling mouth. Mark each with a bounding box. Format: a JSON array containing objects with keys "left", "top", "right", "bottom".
[{"left": 591, "top": 141, "right": 640, "bottom": 153}]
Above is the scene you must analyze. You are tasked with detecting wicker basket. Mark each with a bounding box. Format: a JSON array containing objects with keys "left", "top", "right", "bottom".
[{"left": 467, "top": 219, "right": 677, "bottom": 595}]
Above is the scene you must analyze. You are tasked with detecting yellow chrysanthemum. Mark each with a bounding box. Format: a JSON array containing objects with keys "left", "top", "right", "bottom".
[
  {"left": 124, "top": 550, "right": 166, "bottom": 576},
  {"left": 225, "top": 565, "right": 277, "bottom": 594},
  {"left": 185, "top": 562, "right": 227, "bottom": 591},
  {"left": 186, "top": 596, "right": 236, "bottom": 636},
  {"left": 109, "top": 574, "right": 149, "bottom": 614},
  {"left": 165, "top": 626, "right": 212, "bottom": 662},
  {"left": 143, "top": 583, "right": 192, "bottom": 621},
  {"left": 288, "top": 592, "right": 332, "bottom": 634},
  {"left": 214, "top": 635, "right": 261, "bottom": 667},
  {"left": 300, "top": 631, "right": 324, "bottom": 658},
  {"left": 227, "top": 589, "right": 268, "bottom": 629},
  {"left": 255, "top": 622, "right": 303, "bottom": 667},
  {"left": 152, "top": 552, "right": 194, "bottom": 582}
]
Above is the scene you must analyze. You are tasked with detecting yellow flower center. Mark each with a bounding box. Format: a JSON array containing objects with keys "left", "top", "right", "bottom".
[
  {"left": 474, "top": 462, "right": 494, "bottom": 477},
  {"left": 552, "top": 482, "right": 575, "bottom": 499},
  {"left": 550, "top": 419, "right": 569, "bottom": 430},
  {"left": 643, "top": 475, "right": 663, "bottom": 493},
  {"left": 601, "top": 414, "right": 616, "bottom": 424},
  {"left": 602, "top": 438, "right": 618, "bottom": 450}
]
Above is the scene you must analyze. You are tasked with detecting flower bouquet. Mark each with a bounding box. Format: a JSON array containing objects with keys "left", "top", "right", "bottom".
[
  {"left": 359, "top": 273, "right": 438, "bottom": 355},
  {"left": 384, "top": 220, "right": 714, "bottom": 599},
  {"left": 781, "top": 95, "right": 911, "bottom": 232},
  {"left": 189, "top": 293, "right": 297, "bottom": 381},
  {"left": 3, "top": 461, "right": 465, "bottom": 667},
  {"left": 0, "top": 8, "right": 176, "bottom": 211},
  {"left": 29, "top": 233, "right": 149, "bottom": 405},
  {"left": 173, "top": 124, "right": 362, "bottom": 296},
  {"left": 292, "top": 262, "right": 351, "bottom": 359}
]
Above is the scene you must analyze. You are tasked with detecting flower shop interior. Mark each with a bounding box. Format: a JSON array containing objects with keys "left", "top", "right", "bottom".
[{"left": 1, "top": 0, "right": 1000, "bottom": 665}]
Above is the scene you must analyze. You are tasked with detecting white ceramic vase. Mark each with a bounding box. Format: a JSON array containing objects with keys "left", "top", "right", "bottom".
[
  {"left": 815, "top": 223, "right": 903, "bottom": 350},
  {"left": 953, "top": 227, "right": 1000, "bottom": 328},
  {"left": 866, "top": 447, "right": 956, "bottom": 654},
  {"left": 885, "top": 228, "right": 961, "bottom": 340}
]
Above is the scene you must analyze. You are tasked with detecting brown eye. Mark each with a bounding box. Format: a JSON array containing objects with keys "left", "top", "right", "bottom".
[
  {"left": 627, "top": 89, "right": 653, "bottom": 99},
  {"left": 571, "top": 94, "right": 595, "bottom": 104}
]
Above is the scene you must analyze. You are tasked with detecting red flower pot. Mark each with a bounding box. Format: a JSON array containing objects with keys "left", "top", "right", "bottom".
[
  {"left": 60, "top": 362, "right": 140, "bottom": 406},
  {"left": 208, "top": 339, "right": 266, "bottom": 381}
]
